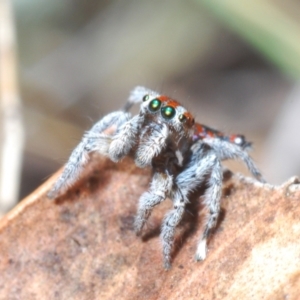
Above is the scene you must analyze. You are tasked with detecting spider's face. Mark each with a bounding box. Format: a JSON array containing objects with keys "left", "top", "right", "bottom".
[{"left": 140, "top": 93, "right": 195, "bottom": 137}]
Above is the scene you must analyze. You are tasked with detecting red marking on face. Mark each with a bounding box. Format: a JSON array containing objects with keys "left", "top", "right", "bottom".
[
  {"left": 182, "top": 111, "right": 195, "bottom": 128},
  {"left": 158, "top": 96, "right": 180, "bottom": 108},
  {"left": 158, "top": 96, "right": 195, "bottom": 128},
  {"left": 157, "top": 95, "right": 170, "bottom": 105}
]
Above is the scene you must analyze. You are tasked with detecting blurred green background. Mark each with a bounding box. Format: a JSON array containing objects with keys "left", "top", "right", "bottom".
[{"left": 5, "top": 0, "right": 300, "bottom": 203}]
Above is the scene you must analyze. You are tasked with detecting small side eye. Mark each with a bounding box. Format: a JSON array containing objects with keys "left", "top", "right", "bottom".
[
  {"left": 149, "top": 99, "right": 161, "bottom": 112},
  {"left": 143, "top": 94, "right": 150, "bottom": 102},
  {"left": 161, "top": 106, "right": 176, "bottom": 119},
  {"left": 178, "top": 114, "right": 187, "bottom": 123}
]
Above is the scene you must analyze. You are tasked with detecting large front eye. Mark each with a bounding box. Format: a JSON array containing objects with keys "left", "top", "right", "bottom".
[
  {"left": 161, "top": 106, "right": 176, "bottom": 119},
  {"left": 149, "top": 99, "right": 161, "bottom": 112}
]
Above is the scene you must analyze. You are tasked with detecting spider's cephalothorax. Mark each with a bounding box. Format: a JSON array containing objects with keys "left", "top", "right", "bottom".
[{"left": 48, "top": 86, "right": 265, "bottom": 269}]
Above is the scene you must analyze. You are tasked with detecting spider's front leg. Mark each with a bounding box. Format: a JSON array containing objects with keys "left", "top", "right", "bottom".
[
  {"left": 173, "top": 142, "right": 223, "bottom": 263},
  {"left": 160, "top": 187, "right": 186, "bottom": 269},
  {"left": 195, "top": 154, "right": 222, "bottom": 261},
  {"left": 134, "top": 171, "right": 173, "bottom": 234},
  {"left": 47, "top": 110, "right": 131, "bottom": 198}
]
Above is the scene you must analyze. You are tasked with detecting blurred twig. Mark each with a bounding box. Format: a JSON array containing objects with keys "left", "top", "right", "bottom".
[{"left": 0, "top": 0, "right": 24, "bottom": 213}]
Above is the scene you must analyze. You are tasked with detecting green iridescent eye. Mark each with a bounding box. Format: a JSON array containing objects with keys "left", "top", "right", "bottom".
[
  {"left": 143, "top": 94, "right": 150, "bottom": 102},
  {"left": 161, "top": 106, "right": 176, "bottom": 119},
  {"left": 149, "top": 99, "right": 161, "bottom": 112}
]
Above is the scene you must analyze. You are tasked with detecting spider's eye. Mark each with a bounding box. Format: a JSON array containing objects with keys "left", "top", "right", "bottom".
[
  {"left": 178, "top": 114, "right": 187, "bottom": 123},
  {"left": 143, "top": 94, "right": 150, "bottom": 102},
  {"left": 161, "top": 106, "right": 176, "bottom": 119},
  {"left": 149, "top": 99, "right": 161, "bottom": 112}
]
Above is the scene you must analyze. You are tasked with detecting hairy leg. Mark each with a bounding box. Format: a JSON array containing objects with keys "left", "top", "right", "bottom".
[
  {"left": 134, "top": 171, "right": 173, "bottom": 234},
  {"left": 160, "top": 194, "right": 185, "bottom": 269},
  {"left": 108, "top": 114, "right": 144, "bottom": 162},
  {"left": 159, "top": 143, "right": 213, "bottom": 268},
  {"left": 195, "top": 156, "right": 222, "bottom": 261},
  {"left": 174, "top": 142, "right": 223, "bottom": 263},
  {"left": 47, "top": 111, "right": 130, "bottom": 198},
  {"left": 204, "top": 138, "right": 265, "bottom": 183}
]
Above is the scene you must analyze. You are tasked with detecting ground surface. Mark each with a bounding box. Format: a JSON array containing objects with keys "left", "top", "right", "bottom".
[{"left": 0, "top": 156, "right": 300, "bottom": 300}]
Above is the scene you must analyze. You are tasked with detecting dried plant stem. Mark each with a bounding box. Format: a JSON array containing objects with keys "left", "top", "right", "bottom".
[{"left": 0, "top": 0, "right": 24, "bottom": 213}]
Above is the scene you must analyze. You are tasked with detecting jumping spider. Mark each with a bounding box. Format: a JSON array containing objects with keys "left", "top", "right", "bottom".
[{"left": 48, "top": 86, "right": 265, "bottom": 269}]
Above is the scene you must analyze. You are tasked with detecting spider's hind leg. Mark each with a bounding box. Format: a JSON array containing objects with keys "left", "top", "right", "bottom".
[
  {"left": 204, "top": 138, "right": 265, "bottom": 183},
  {"left": 160, "top": 187, "right": 186, "bottom": 269}
]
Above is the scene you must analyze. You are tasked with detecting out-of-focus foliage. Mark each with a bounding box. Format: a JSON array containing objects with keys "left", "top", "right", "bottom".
[{"left": 198, "top": 0, "right": 300, "bottom": 78}]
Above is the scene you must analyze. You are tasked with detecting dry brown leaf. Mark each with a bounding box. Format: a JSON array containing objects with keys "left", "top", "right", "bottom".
[{"left": 0, "top": 155, "right": 300, "bottom": 300}]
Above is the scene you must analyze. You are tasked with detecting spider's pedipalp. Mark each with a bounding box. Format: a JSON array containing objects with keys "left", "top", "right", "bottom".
[
  {"left": 108, "top": 114, "right": 144, "bottom": 162},
  {"left": 134, "top": 123, "right": 169, "bottom": 168}
]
